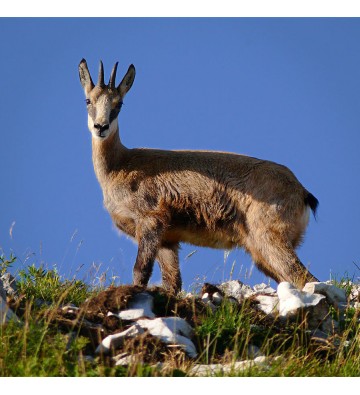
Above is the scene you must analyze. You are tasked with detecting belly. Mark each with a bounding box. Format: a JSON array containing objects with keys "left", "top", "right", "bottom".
[
  {"left": 163, "top": 227, "right": 237, "bottom": 249},
  {"left": 110, "top": 208, "right": 137, "bottom": 239}
]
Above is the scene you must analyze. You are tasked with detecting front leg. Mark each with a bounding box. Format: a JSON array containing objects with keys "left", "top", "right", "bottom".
[
  {"left": 133, "top": 217, "right": 165, "bottom": 288},
  {"left": 156, "top": 242, "right": 182, "bottom": 294}
]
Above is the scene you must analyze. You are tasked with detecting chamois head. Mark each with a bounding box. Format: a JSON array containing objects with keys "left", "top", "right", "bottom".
[{"left": 78, "top": 59, "right": 135, "bottom": 140}]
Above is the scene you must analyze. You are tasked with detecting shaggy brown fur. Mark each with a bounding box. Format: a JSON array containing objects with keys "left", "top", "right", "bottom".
[{"left": 79, "top": 59, "right": 319, "bottom": 294}]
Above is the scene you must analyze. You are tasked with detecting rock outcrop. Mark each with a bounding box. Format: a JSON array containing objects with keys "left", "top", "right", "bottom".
[{"left": 1, "top": 272, "right": 359, "bottom": 375}]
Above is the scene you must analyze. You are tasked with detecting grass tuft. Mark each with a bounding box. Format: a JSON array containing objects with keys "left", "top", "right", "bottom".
[{"left": 1, "top": 255, "right": 360, "bottom": 376}]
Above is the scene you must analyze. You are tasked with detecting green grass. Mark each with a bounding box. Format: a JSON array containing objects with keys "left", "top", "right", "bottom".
[
  {"left": 1, "top": 255, "right": 360, "bottom": 377},
  {"left": 17, "top": 264, "right": 91, "bottom": 306},
  {"left": 191, "top": 297, "right": 360, "bottom": 377}
]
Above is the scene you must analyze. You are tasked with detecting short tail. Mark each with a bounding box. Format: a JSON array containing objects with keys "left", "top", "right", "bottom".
[{"left": 304, "top": 191, "right": 319, "bottom": 219}]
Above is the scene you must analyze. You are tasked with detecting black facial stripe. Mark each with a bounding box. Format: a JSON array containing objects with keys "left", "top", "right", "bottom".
[
  {"left": 109, "top": 108, "right": 120, "bottom": 124},
  {"left": 109, "top": 102, "right": 123, "bottom": 124}
]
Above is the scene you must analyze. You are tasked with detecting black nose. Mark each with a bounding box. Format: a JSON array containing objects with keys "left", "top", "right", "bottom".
[{"left": 94, "top": 123, "right": 109, "bottom": 133}]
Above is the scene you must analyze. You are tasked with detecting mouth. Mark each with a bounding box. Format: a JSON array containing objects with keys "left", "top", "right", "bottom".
[
  {"left": 93, "top": 128, "right": 109, "bottom": 139},
  {"left": 92, "top": 130, "right": 107, "bottom": 140}
]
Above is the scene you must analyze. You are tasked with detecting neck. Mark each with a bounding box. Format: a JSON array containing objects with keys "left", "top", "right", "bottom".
[{"left": 92, "top": 125, "right": 127, "bottom": 182}]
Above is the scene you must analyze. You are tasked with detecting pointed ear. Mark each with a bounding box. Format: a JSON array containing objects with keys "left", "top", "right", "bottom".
[
  {"left": 118, "top": 64, "right": 135, "bottom": 98},
  {"left": 78, "top": 58, "right": 94, "bottom": 93}
]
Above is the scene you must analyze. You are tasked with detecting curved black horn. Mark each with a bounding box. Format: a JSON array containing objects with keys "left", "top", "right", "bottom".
[
  {"left": 97, "top": 60, "right": 105, "bottom": 87},
  {"left": 109, "top": 62, "right": 119, "bottom": 89}
]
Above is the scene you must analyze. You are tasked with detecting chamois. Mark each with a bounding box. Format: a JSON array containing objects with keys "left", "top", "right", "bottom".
[{"left": 78, "top": 59, "right": 319, "bottom": 294}]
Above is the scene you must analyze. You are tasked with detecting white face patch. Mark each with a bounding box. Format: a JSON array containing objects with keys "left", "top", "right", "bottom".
[
  {"left": 87, "top": 94, "right": 116, "bottom": 140},
  {"left": 109, "top": 118, "right": 118, "bottom": 135}
]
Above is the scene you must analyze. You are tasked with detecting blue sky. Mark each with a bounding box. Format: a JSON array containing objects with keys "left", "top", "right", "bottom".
[{"left": 1, "top": 18, "right": 360, "bottom": 291}]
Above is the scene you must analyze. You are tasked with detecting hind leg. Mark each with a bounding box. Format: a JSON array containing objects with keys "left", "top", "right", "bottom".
[
  {"left": 247, "top": 235, "right": 318, "bottom": 288},
  {"left": 156, "top": 242, "right": 182, "bottom": 294}
]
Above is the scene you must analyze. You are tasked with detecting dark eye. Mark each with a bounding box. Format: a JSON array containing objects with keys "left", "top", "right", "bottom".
[{"left": 85, "top": 99, "right": 91, "bottom": 105}]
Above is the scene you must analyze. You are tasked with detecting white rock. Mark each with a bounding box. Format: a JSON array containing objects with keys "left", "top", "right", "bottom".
[
  {"left": 62, "top": 304, "right": 80, "bottom": 314},
  {"left": 253, "top": 355, "right": 268, "bottom": 364},
  {"left": 189, "top": 355, "right": 269, "bottom": 376},
  {"left": 348, "top": 284, "right": 360, "bottom": 308},
  {"left": 0, "top": 273, "right": 17, "bottom": 298},
  {"left": 201, "top": 292, "right": 210, "bottom": 303},
  {"left": 219, "top": 280, "right": 254, "bottom": 301},
  {"left": 212, "top": 292, "right": 223, "bottom": 305},
  {"left": 201, "top": 293, "right": 217, "bottom": 311},
  {"left": 277, "top": 282, "right": 326, "bottom": 317},
  {"left": 255, "top": 295, "right": 279, "bottom": 315},
  {"left": 110, "top": 292, "right": 155, "bottom": 320},
  {"left": 114, "top": 353, "right": 139, "bottom": 366},
  {"left": 302, "top": 282, "right": 347, "bottom": 310},
  {"left": 137, "top": 317, "right": 198, "bottom": 358},
  {"left": 350, "top": 284, "right": 360, "bottom": 298},
  {"left": 253, "top": 283, "right": 277, "bottom": 295},
  {"left": 96, "top": 323, "right": 144, "bottom": 354},
  {"left": 189, "top": 363, "right": 227, "bottom": 376}
]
